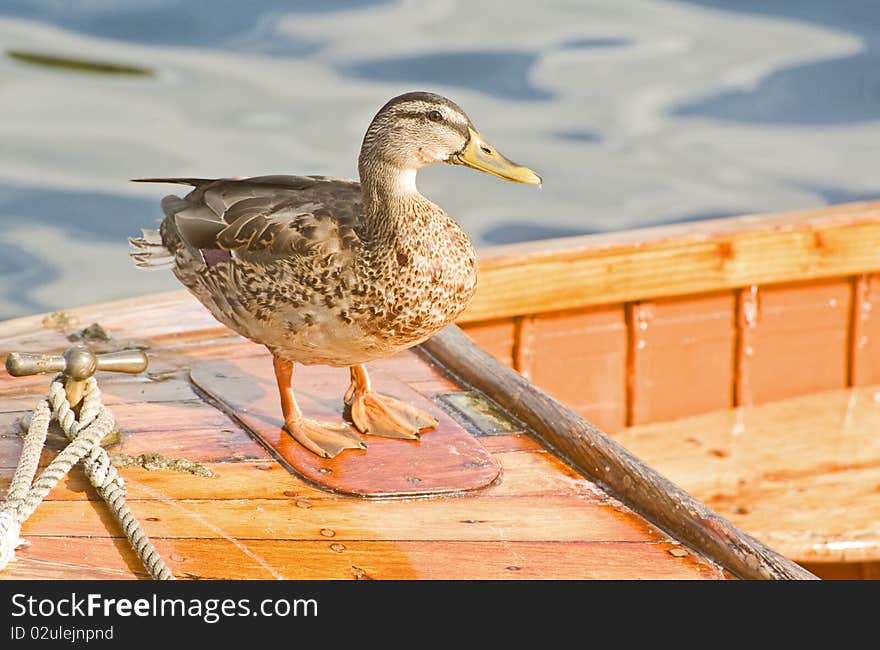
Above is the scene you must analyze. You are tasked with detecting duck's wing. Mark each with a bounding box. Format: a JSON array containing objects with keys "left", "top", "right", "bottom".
[{"left": 136, "top": 175, "right": 364, "bottom": 264}]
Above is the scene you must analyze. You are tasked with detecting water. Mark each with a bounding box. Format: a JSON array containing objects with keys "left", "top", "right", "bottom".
[{"left": 0, "top": 0, "right": 878, "bottom": 320}]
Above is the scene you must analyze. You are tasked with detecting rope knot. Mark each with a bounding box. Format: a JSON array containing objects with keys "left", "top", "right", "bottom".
[
  {"left": 84, "top": 445, "right": 116, "bottom": 488},
  {"left": 1, "top": 370, "right": 171, "bottom": 579}
]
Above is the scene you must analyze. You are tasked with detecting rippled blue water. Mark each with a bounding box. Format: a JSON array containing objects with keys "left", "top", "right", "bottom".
[{"left": 0, "top": 0, "right": 878, "bottom": 319}]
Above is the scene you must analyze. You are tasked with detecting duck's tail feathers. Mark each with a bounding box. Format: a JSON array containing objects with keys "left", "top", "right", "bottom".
[{"left": 128, "top": 228, "right": 174, "bottom": 270}]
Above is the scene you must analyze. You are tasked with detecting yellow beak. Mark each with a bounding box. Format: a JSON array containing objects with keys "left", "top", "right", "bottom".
[{"left": 452, "top": 127, "right": 542, "bottom": 185}]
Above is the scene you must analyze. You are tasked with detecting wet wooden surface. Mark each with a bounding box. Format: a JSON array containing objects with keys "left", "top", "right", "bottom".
[
  {"left": 0, "top": 291, "right": 726, "bottom": 580},
  {"left": 451, "top": 202, "right": 880, "bottom": 578},
  {"left": 424, "top": 325, "right": 816, "bottom": 580},
  {"left": 190, "top": 353, "right": 501, "bottom": 497},
  {"left": 615, "top": 384, "right": 880, "bottom": 565}
]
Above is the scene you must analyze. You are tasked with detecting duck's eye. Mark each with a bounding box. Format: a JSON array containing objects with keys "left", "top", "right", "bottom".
[{"left": 426, "top": 109, "right": 443, "bottom": 122}]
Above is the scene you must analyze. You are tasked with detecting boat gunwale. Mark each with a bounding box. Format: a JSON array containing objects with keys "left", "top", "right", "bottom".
[{"left": 461, "top": 200, "right": 880, "bottom": 322}]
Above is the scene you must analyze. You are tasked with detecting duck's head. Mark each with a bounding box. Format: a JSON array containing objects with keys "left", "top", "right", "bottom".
[{"left": 359, "top": 91, "right": 541, "bottom": 185}]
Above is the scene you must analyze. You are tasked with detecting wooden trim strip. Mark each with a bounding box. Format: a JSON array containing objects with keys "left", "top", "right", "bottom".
[
  {"left": 849, "top": 274, "right": 871, "bottom": 386},
  {"left": 420, "top": 325, "right": 819, "bottom": 580},
  {"left": 624, "top": 303, "right": 638, "bottom": 427},
  {"left": 512, "top": 315, "right": 536, "bottom": 378},
  {"left": 461, "top": 202, "right": 880, "bottom": 323},
  {"left": 733, "top": 286, "right": 759, "bottom": 406}
]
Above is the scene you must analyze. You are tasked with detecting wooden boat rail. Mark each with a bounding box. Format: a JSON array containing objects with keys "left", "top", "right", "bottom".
[
  {"left": 457, "top": 200, "right": 880, "bottom": 578},
  {"left": 460, "top": 202, "right": 880, "bottom": 426},
  {"left": 423, "top": 326, "right": 815, "bottom": 580}
]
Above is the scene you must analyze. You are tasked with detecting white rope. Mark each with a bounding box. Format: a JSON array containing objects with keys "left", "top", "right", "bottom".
[
  {"left": 0, "top": 375, "right": 174, "bottom": 579},
  {"left": 0, "top": 399, "right": 49, "bottom": 570},
  {"left": 0, "top": 511, "right": 22, "bottom": 570}
]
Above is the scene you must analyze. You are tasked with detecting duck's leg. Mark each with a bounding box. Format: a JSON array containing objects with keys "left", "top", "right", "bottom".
[
  {"left": 273, "top": 356, "right": 365, "bottom": 458},
  {"left": 345, "top": 364, "right": 438, "bottom": 439}
]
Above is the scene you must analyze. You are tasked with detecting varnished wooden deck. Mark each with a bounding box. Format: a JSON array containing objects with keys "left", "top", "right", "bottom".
[
  {"left": 0, "top": 291, "right": 726, "bottom": 580},
  {"left": 454, "top": 201, "right": 880, "bottom": 579},
  {"left": 618, "top": 385, "right": 880, "bottom": 570}
]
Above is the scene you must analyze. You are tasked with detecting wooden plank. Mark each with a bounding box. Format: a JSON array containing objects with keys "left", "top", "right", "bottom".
[
  {"left": 0, "top": 397, "right": 271, "bottom": 464},
  {"left": 703, "top": 466, "right": 880, "bottom": 563},
  {"left": 0, "top": 450, "right": 602, "bottom": 502},
  {"left": 190, "top": 353, "right": 501, "bottom": 497},
  {"left": 459, "top": 319, "right": 516, "bottom": 367},
  {"left": 0, "top": 290, "right": 226, "bottom": 356},
  {"left": 617, "top": 384, "right": 880, "bottom": 563},
  {"left": 0, "top": 288, "right": 735, "bottom": 580},
  {"left": 110, "top": 400, "right": 270, "bottom": 462},
  {"left": 459, "top": 201, "right": 880, "bottom": 322},
  {"left": 742, "top": 281, "right": 850, "bottom": 405},
  {"left": 0, "top": 377, "right": 197, "bottom": 415},
  {"left": 629, "top": 293, "right": 735, "bottom": 425},
  {"left": 734, "top": 286, "right": 758, "bottom": 406},
  {"left": 850, "top": 274, "right": 880, "bottom": 386},
  {"left": 1, "top": 537, "right": 727, "bottom": 580},
  {"left": 802, "top": 562, "right": 880, "bottom": 580},
  {"left": 422, "top": 325, "right": 817, "bottom": 579},
  {"left": 476, "top": 432, "right": 544, "bottom": 454},
  {"left": 528, "top": 306, "right": 627, "bottom": 432},
  {"left": 19, "top": 494, "right": 663, "bottom": 543}
]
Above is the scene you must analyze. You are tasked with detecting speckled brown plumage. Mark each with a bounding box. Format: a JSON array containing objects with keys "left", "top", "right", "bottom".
[
  {"left": 130, "top": 91, "right": 538, "bottom": 457},
  {"left": 134, "top": 173, "right": 476, "bottom": 366}
]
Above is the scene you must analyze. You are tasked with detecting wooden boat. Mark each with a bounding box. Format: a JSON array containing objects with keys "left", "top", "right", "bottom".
[
  {"left": 456, "top": 199, "right": 880, "bottom": 580},
  {"left": 3, "top": 199, "right": 880, "bottom": 580}
]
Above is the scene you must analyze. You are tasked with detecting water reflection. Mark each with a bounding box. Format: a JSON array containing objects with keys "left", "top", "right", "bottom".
[
  {"left": 342, "top": 50, "right": 552, "bottom": 101},
  {"left": 554, "top": 129, "right": 603, "bottom": 144},
  {"left": 0, "top": 0, "right": 877, "bottom": 319},
  {"left": 0, "top": 184, "right": 155, "bottom": 243},
  {"left": 0, "top": 241, "right": 50, "bottom": 316},
  {"left": 561, "top": 37, "right": 630, "bottom": 50},
  {"left": 674, "top": 0, "right": 880, "bottom": 123},
  {"left": 674, "top": 55, "right": 880, "bottom": 125},
  {"left": 0, "top": 0, "right": 389, "bottom": 54}
]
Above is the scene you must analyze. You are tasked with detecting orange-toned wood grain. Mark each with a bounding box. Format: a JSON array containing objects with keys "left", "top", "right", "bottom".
[
  {"left": 615, "top": 384, "right": 880, "bottom": 563},
  {"left": 460, "top": 201, "right": 880, "bottom": 323},
  {"left": 526, "top": 307, "right": 627, "bottom": 432},
  {"left": 0, "top": 290, "right": 725, "bottom": 580},
  {"left": 741, "top": 281, "right": 850, "bottom": 405},
  {"left": 190, "top": 352, "right": 502, "bottom": 497},
  {"left": 459, "top": 319, "right": 515, "bottom": 367},
  {"left": 850, "top": 274, "right": 880, "bottom": 387},
  {"left": 0, "top": 423, "right": 722, "bottom": 579},
  {"left": 3, "top": 537, "right": 724, "bottom": 581},
  {"left": 629, "top": 293, "right": 736, "bottom": 425},
  {"left": 802, "top": 561, "right": 880, "bottom": 580},
  {"left": 18, "top": 494, "right": 661, "bottom": 543},
  {"left": 0, "top": 290, "right": 223, "bottom": 354},
  {"left": 0, "top": 450, "right": 600, "bottom": 501}
]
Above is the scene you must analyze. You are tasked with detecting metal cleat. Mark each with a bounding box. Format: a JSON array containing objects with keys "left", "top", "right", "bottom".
[{"left": 6, "top": 345, "right": 148, "bottom": 409}]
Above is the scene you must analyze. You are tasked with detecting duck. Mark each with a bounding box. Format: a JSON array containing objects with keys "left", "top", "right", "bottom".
[{"left": 129, "top": 91, "right": 541, "bottom": 458}]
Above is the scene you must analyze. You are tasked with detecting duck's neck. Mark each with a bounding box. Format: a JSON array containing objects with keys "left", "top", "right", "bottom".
[{"left": 358, "top": 158, "right": 433, "bottom": 244}]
